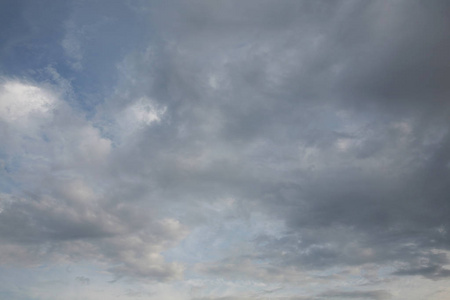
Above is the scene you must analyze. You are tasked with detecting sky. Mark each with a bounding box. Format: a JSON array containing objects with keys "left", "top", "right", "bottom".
[{"left": 0, "top": 0, "right": 450, "bottom": 299}]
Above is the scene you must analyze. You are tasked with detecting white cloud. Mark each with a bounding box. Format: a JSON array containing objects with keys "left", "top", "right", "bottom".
[
  {"left": 128, "top": 97, "right": 166, "bottom": 126},
  {"left": 0, "top": 77, "right": 187, "bottom": 283},
  {"left": 0, "top": 80, "right": 56, "bottom": 125}
]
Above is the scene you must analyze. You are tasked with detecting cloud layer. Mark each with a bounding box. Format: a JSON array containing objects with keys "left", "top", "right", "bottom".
[{"left": 1, "top": 0, "right": 450, "bottom": 299}]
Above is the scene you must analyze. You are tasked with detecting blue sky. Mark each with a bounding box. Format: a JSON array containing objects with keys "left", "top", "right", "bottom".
[{"left": 1, "top": 1, "right": 450, "bottom": 299}]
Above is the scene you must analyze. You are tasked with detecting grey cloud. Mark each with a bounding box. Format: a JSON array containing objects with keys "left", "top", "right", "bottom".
[
  {"left": 129, "top": 0, "right": 450, "bottom": 283},
  {"left": 75, "top": 276, "right": 90, "bottom": 285},
  {"left": 318, "top": 289, "right": 391, "bottom": 300},
  {"left": 192, "top": 297, "right": 313, "bottom": 300},
  {"left": 333, "top": 1, "right": 450, "bottom": 109},
  {"left": 198, "top": 255, "right": 307, "bottom": 283},
  {"left": 0, "top": 78, "right": 187, "bottom": 281},
  {"left": 0, "top": 192, "right": 187, "bottom": 281},
  {"left": 105, "top": 0, "right": 450, "bottom": 273},
  {"left": 393, "top": 265, "right": 450, "bottom": 280},
  {"left": 1, "top": 0, "right": 450, "bottom": 298}
]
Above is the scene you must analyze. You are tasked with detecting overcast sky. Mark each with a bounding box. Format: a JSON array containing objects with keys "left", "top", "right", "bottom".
[{"left": 1, "top": 1, "right": 450, "bottom": 299}]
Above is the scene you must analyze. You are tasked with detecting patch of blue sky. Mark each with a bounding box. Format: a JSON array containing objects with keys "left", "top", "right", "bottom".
[
  {"left": 0, "top": 172, "right": 16, "bottom": 194},
  {"left": 0, "top": 1, "right": 68, "bottom": 73},
  {"left": 56, "top": 1, "right": 160, "bottom": 111},
  {"left": 0, "top": 0, "right": 159, "bottom": 116}
]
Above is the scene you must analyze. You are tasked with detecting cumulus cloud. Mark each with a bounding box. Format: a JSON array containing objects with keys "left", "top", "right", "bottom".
[
  {"left": 0, "top": 80, "right": 56, "bottom": 123},
  {"left": 0, "top": 78, "right": 187, "bottom": 281}
]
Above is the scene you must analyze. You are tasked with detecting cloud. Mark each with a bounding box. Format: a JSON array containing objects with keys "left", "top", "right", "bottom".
[
  {"left": 198, "top": 255, "right": 307, "bottom": 283},
  {"left": 61, "top": 20, "right": 84, "bottom": 70},
  {"left": 86, "top": 0, "right": 450, "bottom": 288},
  {"left": 75, "top": 276, "right": 90, "bottom": 285},
  {"left": 393, "top": 265, "right": 450, "bottom": 280},
  {"left": 191, "top": 297, "right": 314, "bottom": 300},
  {"left": 319, "top": 289, "right": 391, "bottom": 300},
  {"left": 0, "top": 78, "right": 187, "bottom": 281},
  {"left": 1, "top": 0, "right": 450, "bottom": 299},
  {"left": 0, "top": 79, "right": 56, "bottom": 125}
]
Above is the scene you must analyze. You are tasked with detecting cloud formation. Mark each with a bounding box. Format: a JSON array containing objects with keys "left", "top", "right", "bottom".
[
  {"left": 0, "top": 78, "right": 186, "bottom": 282},
  {"left": 1, "top": 0, "right": 450, "bottom": 299}
]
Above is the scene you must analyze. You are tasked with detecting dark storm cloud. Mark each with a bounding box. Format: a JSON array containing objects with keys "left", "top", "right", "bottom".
[
  {"left": 95, "top": 0, "right": 450, "bottom": 284},
  {"left": 140, "top": 0, "right": 450, "bottom": 281},
  {"left": 333, "top": 1, "right": 450, "bottom": 110}
]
